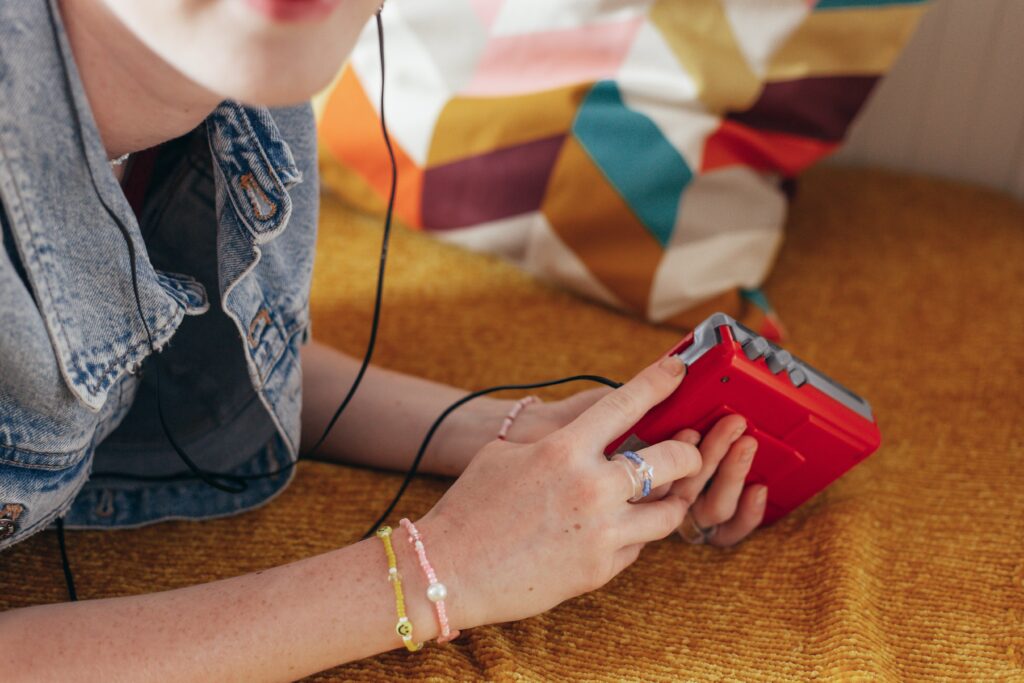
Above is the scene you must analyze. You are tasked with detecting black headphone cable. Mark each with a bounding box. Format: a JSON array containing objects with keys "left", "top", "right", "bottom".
[{"left": 55, "top": 9, "right": 621, "bottom": 601}]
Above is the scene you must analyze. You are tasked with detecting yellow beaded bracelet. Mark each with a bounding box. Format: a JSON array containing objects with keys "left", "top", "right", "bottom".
[{"left": 376, "top": 526, "right": 423, "bottom": 652}]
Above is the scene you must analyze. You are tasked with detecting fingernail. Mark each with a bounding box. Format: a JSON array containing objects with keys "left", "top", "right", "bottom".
[
  {"left": 681, "top": 431, "right": 700, "bottom": 445},
  {"left": 740, "top": 444, "right": 756, "bottom": 464},
  {"left": 659, "top": 355, "right": 686, "bottom": 377},
  {"left": 756, "top": 487, "right": 768, "bottom": 505},
  {"left": 731, "top": 423, "right": 747, "bottom": 441}
]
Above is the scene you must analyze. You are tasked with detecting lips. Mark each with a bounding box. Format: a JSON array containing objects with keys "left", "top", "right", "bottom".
[{"left": 243, "top": 0, "right": 343, "bottom": 22}]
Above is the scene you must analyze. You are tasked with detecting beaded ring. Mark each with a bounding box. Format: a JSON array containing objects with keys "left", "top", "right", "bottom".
[
  {"left": 620, "top": 450, "right": 654, "bottom": 500},
  {"left": 610, "top": 453, "right": 643, "bottom": 501}
]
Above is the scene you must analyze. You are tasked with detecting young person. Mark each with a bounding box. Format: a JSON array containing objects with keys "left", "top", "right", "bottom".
[{"left": 0, "top": 1, "right": 766, "bottom": 679}]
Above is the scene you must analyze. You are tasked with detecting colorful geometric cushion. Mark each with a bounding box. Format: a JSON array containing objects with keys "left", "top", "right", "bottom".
[{"left": 315, "top": 0, "right": 929, "bottom": 335}]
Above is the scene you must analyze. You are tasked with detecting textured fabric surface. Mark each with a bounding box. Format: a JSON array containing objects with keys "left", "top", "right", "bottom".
[
  {"left": 2, "top": 167, "right": 1022, "bottom": 680},
  {"left": 315, "top": 0, "right": 930, "bottom": 330}
]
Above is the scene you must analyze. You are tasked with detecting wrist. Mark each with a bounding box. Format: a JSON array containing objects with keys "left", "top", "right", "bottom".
[
  {"left": 396, "top": 514, "right": 475, "bottom": 637},
  {"left": 496, "top": 395, "right": 542, "bottom": 442},
  {"left": 388, "top": 525, "right": 442, "bottom": 644},
  {"left": 428, "top": 397, "right": 511, "bottom": 476}
]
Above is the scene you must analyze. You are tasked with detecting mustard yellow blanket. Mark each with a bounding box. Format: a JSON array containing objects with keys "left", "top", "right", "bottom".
[{"left": 2, "top": 168, "right": 1021, "bottom": 681}]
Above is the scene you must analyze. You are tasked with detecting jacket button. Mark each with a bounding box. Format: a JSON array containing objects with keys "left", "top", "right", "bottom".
[
  {"left": 248, "top": 308, "right": 272, "bottom": 347},
  {"left": 0, "top": 503, "right": 24, "bottom": 539}
]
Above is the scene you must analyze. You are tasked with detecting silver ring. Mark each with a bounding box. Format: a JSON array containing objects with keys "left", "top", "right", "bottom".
[{"left": 677, "top": 508, "right": 717, "bottom": 545}]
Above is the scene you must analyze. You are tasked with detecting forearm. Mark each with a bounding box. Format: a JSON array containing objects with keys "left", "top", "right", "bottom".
[
  {"left": 299, "top": 339, "right": 506, "bottom": 477},
  {"left": 0, "top": 525, "right": 447, "bottom": 682}
]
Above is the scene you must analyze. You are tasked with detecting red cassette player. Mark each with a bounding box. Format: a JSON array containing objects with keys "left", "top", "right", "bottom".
[{"left": 605, "top": 313, "right": 881, "bottom": 525}]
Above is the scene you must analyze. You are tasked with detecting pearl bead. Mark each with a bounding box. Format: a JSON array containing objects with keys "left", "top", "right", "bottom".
[{"left": 426, "top": 582, "right": 448, "bottom": 602}]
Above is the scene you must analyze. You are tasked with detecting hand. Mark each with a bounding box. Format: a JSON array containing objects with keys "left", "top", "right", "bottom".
[
  {"left": 501, "top": 386, "right": 766, "bottom": 548},
  {"left": 501, "top": 387, "right": 613, "bottom": 444},
  {"left": 428, "top": 388, "right": 612, "bottom": 477},
  {"left": 413, "top": 356, "right": 702, "bottom": 632},
  {"left": 643, "top": 415, "right": 768, "bottom": 548}
]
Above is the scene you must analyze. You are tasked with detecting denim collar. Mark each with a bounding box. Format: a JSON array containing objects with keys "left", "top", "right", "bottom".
[{"left": 0, "top": 0, "right": 301, "bottom": 411}]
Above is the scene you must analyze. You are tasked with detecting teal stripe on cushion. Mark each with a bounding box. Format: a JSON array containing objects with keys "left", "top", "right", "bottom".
[
  {"left": 815, "top": 0, "right": 928, "bottom": 9},
  {"left": 573, "top": 81, "right": 691, "bottom": 248},
  {"left": 740, "top": 288, "right": 774, "bottom": 314}
]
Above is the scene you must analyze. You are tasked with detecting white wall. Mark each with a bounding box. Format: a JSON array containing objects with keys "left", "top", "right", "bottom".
[{"left": 833, "top": 0, "right": 1024, "bottom": 200}]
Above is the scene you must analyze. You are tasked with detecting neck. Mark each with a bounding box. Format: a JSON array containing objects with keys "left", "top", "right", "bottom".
[{"left": 58, "top": 0, "right": 222, "bottom": 160}]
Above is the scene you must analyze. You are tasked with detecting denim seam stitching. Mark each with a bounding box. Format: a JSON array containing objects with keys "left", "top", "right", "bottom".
[
  {"left": 0, "top": 136, "right": 184, "bottom": 404},
  {"left": 251, "top": 292, "right": 290, "bottom": 385}
]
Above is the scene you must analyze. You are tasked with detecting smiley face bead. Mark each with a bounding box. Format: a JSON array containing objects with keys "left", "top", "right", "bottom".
[{"left": 395, "top": 617, "right": 423, "bottom": 651}]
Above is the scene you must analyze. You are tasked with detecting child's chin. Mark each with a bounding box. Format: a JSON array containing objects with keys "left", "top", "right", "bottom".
[{"left": 195, "top": 69, "right": 331, "bottom": 108}]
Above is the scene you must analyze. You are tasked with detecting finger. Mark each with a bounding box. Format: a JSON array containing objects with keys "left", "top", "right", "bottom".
[
  {"left": 619, "top": 493, "right": 689, "bottom": 545},
  {"left": 689, "top": 437, "right": 757, "bottom": 525},
  {"left": 669, "top": 415, "right": 747, "bottom": 504},
  {"left": 610, "top": 542, "right": 645, "bottom": 577},
  {"left": 678, "top": 428, "right": 701, "bottom": 447},
  {"left": 561, "top": 386, "right": 614, "bottom": 415},
  {"left": 708, "top": 485, "right": 768, "bottom": 547},
  {"left": 630, "top": 428, "right": 701, "bottom": 505},
  {"left": 562, "top": 356, "right": 686, "bottom": 452},
  {"left": 607, "top": 439, "right": 701, "bottom": 502}
]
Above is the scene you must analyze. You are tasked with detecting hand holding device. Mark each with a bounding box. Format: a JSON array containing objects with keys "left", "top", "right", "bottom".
[
  {"left": 418, "top": 356, "right": 756, "bottom": 632},
  {"left": 606, "top": 313, "right": 882, "bottom": 525}
]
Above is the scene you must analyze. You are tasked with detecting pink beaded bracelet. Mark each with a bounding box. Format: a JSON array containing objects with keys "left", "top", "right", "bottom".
[
  {"left": 497, "top": 395, "right": 539, "bottom": 441},
  {"left": 399, "top": 517, "right": 460, "bottom": 644}
]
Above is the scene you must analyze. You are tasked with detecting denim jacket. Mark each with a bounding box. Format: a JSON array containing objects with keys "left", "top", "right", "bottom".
[{"left": 0, "top": 0, "right": 318, "bottom": 549}]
